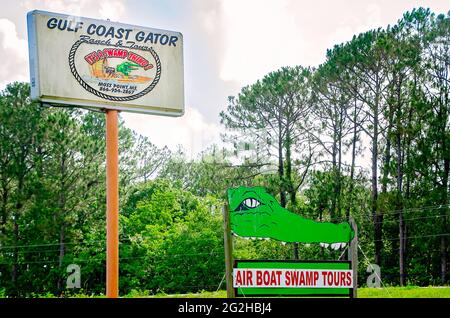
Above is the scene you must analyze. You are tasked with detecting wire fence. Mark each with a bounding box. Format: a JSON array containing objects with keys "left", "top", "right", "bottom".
[{"left": 0, "top": 204, "right": 448, "bottom": 296}]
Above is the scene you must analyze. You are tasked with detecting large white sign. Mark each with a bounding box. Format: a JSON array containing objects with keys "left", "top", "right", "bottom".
[{"left": 27, "top": 10, "right": 184, "bottom": 116}]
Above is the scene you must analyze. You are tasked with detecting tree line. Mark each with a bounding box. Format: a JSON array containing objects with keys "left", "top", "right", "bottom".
[
  {"left": 0, "top": 7, "right": 448, "bottom": 296},
  {"left": 221, "top": 7, "right": 449, "bottom": 286}
]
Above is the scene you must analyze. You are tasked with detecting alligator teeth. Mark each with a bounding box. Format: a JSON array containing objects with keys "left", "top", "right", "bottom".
[
  {"left": 331, "top": 243, "right": 341, "bottom": 250},
  {"left": 320, "top": 242, "right": 348, "bottom": 250}
]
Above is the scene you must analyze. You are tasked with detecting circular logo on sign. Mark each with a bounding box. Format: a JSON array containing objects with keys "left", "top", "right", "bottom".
[{"left": 68, "top": 40, "right": 161, "bottom": 102}]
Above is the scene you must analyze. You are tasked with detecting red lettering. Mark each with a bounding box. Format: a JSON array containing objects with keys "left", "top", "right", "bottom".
[
  {"left": 127, "top": 52, "right": 149, "bottom": 67},
  {"left": 305, "top": 271, "right": 314, "bottom": 286},
  {"left": 102, "top": 48, "right": 128, "bottom": 59},
  {"left": 334, "top": 272, "right": 340, "bottom": 286},
  {"left": 246, "top": 270, "right": 253, "bottom": 286},
  {"left": 285, "top": 270, "right": 320, "bottom": 286},
  {"left": 313, "top": 271, "right": 319, "bottom": 286},
  {"left": 346, "top": 272, "right": 352, "bottom": 286},
  {"left": 268, "top": 270, "right": 282, "bottom": 286},
  {"left": 270, "top": 271, "right": 276, "bottom": 285},
  {"left": 144, "top": 63, "right": 154, "bottom": 70},
  {"left": 322, "top": 271, "right": 328, "bottom": 286},
  {"left": 299, "top": 271, "right": 305, "bottom": 285},
  {"left": 340, "top": 272, "right": 346, "bottom": 286},
  {"left": 116, "top": 49, "right": 128, "bottom": 58},
  {"left": 263, "top": 271, "right": 270, "bottom": 285},
  {"left": 291, "top": 271, "right": 299, "bottom": 285},
  {"left": 97, "top": 50, "right": 104, "bottom": 59},
  {"left": 276, "top": 271, "right": 282, "bottom": 286},
  {"left": 103, "top": 48, "right": 113, "bottom": 58},
  {"left": 235, "top": 271, "right": 242, "bottom": 286},
  {"left": 85, "top": 48, "right": 132, "bottom": 65},
  {"left": 327, "top": 272, "right": 334, "bottom": 286},
  {"left": 84, "top": 52, "right": 99, "bottom": 65},
  {"left": 256, "top": 271, "right": 262, "bottom": 286},
  {"left": 285, "top": 271, "right": 291, "bottom": 286}
]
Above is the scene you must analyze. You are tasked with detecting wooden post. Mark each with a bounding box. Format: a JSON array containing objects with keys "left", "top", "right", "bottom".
[
  {"left": 106, "top": 109, "right": 119, "bottom": 298},
  {"left": 348, "top": 217, "right": 358, "bottom": 298},
  {"left": 223, "top": 203, "right": 235, "bottom": 298}
]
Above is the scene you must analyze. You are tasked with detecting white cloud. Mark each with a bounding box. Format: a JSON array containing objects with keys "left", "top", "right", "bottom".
[
  {"left": 3, "top": 0, "right": 449, "bottom": 158},
  {"left": 327, "top": 26, "right": 354, "bottom": 50},
  {"left": 0, "top": 18, "right": 28, "bottom": 89},
  {"left": 218, "top": 0, "right": 308, "bottom": 86},
  {"left": 20, "top": 0, "right": 126, "bottom": 20},
  {"left": 195, "top": 0, "right": 222, "bottom": 35},
  {"left": 121, "top": 106, "right": 222, "bottom": 159},
  {"left": 98, "top": 1, "right": 126, "bottom": 21},
  {"left": 212, "top": 0, "right": 387, "bottom": 87},
  {"left": 0, "top": 0, "right": 128, "bottom": 90},
  {"left": 326, "top": 3, "right": 383, "bottom": 50}
]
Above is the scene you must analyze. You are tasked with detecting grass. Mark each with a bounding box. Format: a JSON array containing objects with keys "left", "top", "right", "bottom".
[
  {"left": 358, "top": 286, "right": 450, "bottom": 298},
  {"left": 2, "top": 286, "right": 449, "bottom": 298},
  {"left": 148, "top": 287, "right": 450, "bottom": 298}
]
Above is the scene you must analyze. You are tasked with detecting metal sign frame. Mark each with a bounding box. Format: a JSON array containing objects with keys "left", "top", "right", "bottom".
[
  {"left": 27, "top": 10, "right": 184, "bottom": 117},
  {"left": 233, "top": 259, "right": 353, "bottom": 298},
  {"left": 27, "top": 10, "right": 186, "bottom": 298},
  {"left": 223, "top": 203, "right": 358, "bottom": 298}
]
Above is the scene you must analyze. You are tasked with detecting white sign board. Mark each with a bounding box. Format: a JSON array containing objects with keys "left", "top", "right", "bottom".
[
  {"left": 233, "top": 268, "right": 353, "bottom": 288},
  {"left": 27, "top": 10, "right": 184, "bottom": 116}
]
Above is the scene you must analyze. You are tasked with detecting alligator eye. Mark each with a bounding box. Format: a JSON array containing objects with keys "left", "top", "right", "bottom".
[
  {"left": 234, "top": 197, "right": 263, "bottom": 212},
  {"left": 244, "top": 198, "right": 260, "bottom": 208},
  {"left": 236, "top": 198, "right": 261, "bottom": 210}
]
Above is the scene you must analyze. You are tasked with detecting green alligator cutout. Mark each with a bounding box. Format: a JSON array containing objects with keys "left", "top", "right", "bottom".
[
  {"left": 116, "top": 61, "right": 140, "bottom": 76},
  {"left": 227, "top": 186, "right": 354, "bottom": 247}
]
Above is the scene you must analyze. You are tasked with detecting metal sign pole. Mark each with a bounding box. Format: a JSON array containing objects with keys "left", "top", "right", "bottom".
[
  {"left": 106, "top": 109, "right": 119, "bottom": 298},
  {"left": 348, "top": 217, "right": 358, "bottom": 298}
]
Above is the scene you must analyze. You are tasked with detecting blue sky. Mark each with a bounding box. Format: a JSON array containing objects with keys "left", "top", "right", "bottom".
[{"left": 0, "top": 0, "right": 449, "bottom": 158}]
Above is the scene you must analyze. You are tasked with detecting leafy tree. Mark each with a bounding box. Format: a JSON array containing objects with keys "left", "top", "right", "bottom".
[
  {"left": 0, "top": 82, "right": 44, "bottom": 295},
  {"left": 120, "top": 179, "right": 224, "bottom": 294}
]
